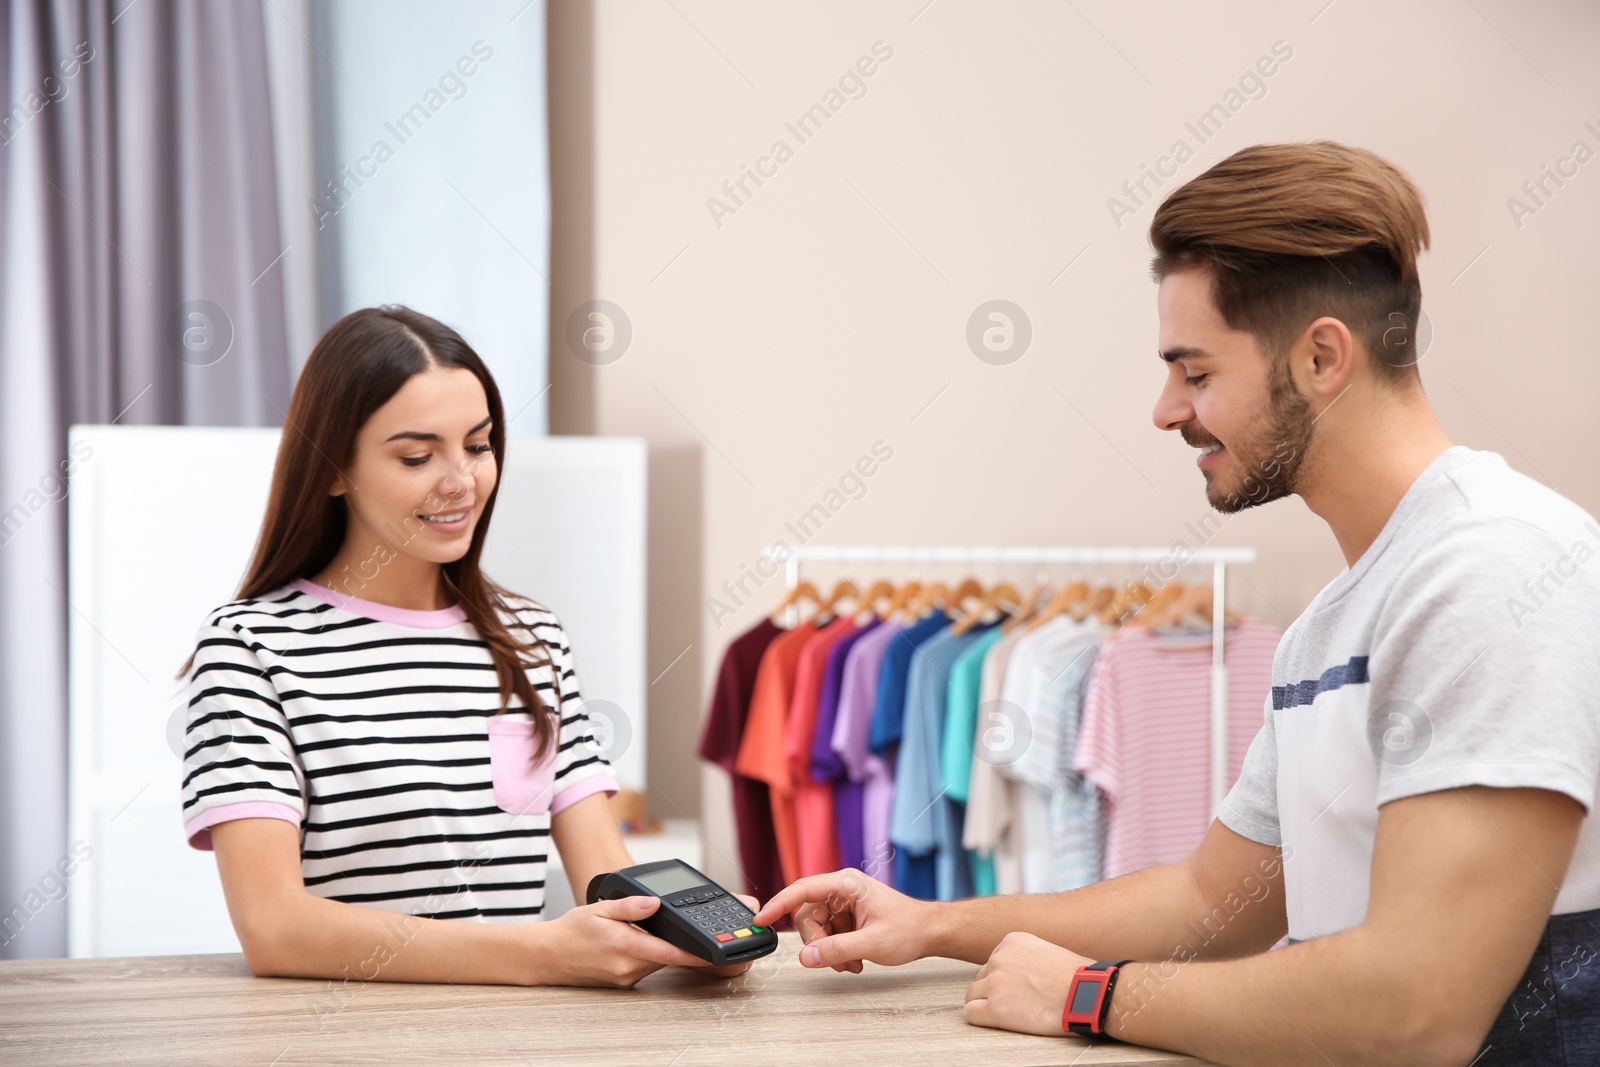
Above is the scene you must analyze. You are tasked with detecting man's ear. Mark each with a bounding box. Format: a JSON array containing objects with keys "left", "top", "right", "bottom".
[{"left": 1302, "top": 315, "right": 1356, "bottom": 399}]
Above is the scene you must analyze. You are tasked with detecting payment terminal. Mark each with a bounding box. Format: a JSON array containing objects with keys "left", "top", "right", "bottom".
[{"left": 586, "top": 859, "right": 777, "bottom": 967}]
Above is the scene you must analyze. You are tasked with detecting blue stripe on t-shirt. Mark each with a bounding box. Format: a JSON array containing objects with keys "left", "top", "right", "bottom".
[{"left": 1272, "top": 655, "right": 1370, "bottom": 710}]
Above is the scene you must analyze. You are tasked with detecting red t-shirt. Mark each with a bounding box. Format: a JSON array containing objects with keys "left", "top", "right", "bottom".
[{"left": 697, "top": 617, "right": 786, "bottom": 902}]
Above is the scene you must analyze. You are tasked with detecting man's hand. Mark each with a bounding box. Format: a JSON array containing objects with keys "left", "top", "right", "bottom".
[
  {"left": 751, "top": 869, "right": 934, "bottom": 972},
  {"left": 963, "top": 931, "right": 1093, "bottom": 1037}
]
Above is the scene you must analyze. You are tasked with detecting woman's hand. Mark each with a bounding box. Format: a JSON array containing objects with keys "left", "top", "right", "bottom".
[
  {"left": 750, "top": 869, "right": 935, "bottom": 973},
  {"left": 533, "top": 895, "right": 706, "bottom": 987}
]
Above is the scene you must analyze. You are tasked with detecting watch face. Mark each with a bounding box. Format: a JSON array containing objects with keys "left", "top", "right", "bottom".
[{"left": 1070, "top": 977, "right": 1103, "bottom": 1015}]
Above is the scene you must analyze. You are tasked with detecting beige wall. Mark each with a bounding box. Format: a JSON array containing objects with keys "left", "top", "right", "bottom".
[{"left": 549, "top": 0, "right": 1600, "bottom": 889}]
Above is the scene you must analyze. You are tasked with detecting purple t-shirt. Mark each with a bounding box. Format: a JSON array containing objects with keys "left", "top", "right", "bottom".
[
  {"left": 810, "top": 620, "right": 882, "bottom": 780},
  {"left": 829, "top": 620, "right": 903, "bottom": 884},
  {"left": 810, "top": 620, "right": 882, "bottom": 873}
]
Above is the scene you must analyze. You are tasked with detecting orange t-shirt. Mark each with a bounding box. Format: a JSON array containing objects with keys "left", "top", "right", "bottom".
[
  {"left": 735, "top": 620, "right": 820, "bottom": 884},
  {"left": 783, "top": 620, "right": 859, "bottom": 877}
]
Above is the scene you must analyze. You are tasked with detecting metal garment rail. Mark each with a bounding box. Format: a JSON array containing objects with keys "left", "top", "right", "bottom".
[{"left": 764, "top": 544, "right": 1259, "bottom": 818}]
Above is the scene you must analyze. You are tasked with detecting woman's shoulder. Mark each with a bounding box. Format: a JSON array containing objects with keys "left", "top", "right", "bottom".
[
  {"left": 493, "top": 591, "right": 569, "bottom": 639},
  {"left": 197, "top": 582, "right": 328, "bottom": 635}
]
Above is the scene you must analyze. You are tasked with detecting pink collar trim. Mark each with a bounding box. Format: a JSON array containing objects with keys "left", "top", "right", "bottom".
[{"left": 293, "top": 578, "right": 469, "bottom": 629}]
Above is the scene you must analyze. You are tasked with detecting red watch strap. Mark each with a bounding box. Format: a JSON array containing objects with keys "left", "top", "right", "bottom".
[{"left": 1063, "top": 959, "right": 1132, "bottom": 1037}]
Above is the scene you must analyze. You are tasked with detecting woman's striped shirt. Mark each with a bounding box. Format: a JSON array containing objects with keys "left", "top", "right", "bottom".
[{"left": 179, "top": 578, "right": 617, "bottom": 922}]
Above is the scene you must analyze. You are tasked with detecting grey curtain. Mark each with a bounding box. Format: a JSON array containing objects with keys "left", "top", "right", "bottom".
[{"left": 1, "top": 0, "right": 291, "bottom": 958}]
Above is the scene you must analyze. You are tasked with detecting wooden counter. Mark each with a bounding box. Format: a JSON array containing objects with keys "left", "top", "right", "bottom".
[{"left": 0, "top": 932, "right": 1215, "bottom": 1065}]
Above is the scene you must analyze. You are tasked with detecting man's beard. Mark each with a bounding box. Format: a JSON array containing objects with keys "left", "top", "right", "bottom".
[{"left": 1199, "top": 361, "right": 1313, "bottom": 514}]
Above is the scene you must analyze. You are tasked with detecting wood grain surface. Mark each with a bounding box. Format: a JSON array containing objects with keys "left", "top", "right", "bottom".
[{"left": 0, "top": 932, "right": 1216, "bottom": 1066}]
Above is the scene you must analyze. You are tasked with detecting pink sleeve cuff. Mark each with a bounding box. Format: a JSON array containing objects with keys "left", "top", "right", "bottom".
[
  {"left": 185, "top": 800, "right": 302, "bottom": 851},
  {"left": 550, "top": 773, "right": 619, "bottom": 815}
]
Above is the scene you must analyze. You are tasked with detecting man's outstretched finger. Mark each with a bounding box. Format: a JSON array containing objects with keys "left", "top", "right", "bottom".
[{"left": 753, "top": 873, "right": 854, "bottom": 927}]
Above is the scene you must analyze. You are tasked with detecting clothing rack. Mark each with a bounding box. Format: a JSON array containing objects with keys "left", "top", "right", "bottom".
[{"left": 764, "top": 544, "right": 1258, "bottom": 817}]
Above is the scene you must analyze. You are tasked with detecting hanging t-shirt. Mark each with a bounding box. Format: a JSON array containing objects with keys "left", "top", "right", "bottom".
[
  {"left": 891, "top": 624, "right": 996, "bottom": 901},
  {"left": 735, "top": 619, "right": 821, "bottom": 884},
  {"left": 1015, "top": 621, "right": 1108, "bottom": 891},
  {"left": 830, "top": 619, "right": 904, "bottom": 885},
  {"left": 783, "top": 618, "right": 858, "bottom": 877},
  {"left": 810, "top": 619, "right": 882, "bottom": 876},
  {"left": 963, "top": 626, "right": 1029, "bottom": 895},
  {"left": 868, "top": 613, "right": 951, "bottom": 755},
  {"left": 998, "top": 615, "right": 1104, "bottom": 892},
  {"left": 698, "top": 616, "right": 786, "bottom": 902},
  {"left": 941, "top": 625, "right": 1007, "bottom": 895},
  {"left": 1077, "top": 618, "right": 1279, "bottom": 878},
  {"left": 180, "top": 580, "right": 617, "bottom": 922}
]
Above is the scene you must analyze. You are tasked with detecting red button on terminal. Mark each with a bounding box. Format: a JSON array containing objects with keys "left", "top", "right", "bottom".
[{"left": 714, "top": 933, "right": 734, "bottom": 943}]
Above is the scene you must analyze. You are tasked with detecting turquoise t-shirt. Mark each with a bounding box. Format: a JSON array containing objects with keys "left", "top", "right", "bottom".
[{"left": 942, "top": 626, "right": 1007, "bottom": 895}]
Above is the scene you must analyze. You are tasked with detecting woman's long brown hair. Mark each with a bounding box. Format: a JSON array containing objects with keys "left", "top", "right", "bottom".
[{"left": 181, "top": 305, "right": 563, "bottom": 757}]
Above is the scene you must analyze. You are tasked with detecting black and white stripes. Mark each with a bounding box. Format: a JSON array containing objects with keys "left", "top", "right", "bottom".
[{"left": 180, "top": 581, "right": 616, "bottom": 922}]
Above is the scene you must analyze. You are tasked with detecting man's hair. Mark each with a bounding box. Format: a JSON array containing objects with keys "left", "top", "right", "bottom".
[{"left": 1149, "top": 140, "right": 1431, "bottom": 383}]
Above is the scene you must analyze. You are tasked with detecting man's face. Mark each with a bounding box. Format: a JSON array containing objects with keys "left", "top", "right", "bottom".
[{"left": 1151, "top": 270, "right": 1311, "bottom": 513}]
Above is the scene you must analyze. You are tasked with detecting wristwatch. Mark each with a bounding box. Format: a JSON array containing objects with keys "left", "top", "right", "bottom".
[{"left": 1062, "top": 959, "right": 1133, "bottom": 1038}]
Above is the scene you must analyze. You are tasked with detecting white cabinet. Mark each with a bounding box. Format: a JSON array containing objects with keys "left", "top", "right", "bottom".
[{"left": 67, "top": 426, "right": 647, "bottom": 957}]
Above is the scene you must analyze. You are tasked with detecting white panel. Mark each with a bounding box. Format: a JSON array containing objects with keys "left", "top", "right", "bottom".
[
  {"left": 67, "top": 426, "right": 646, "bottom": 957},
  {"left": 478, "top": 436, "right": 649, "bottom": 793},
  {"left": 317, "top": 0, "right": 551, "bottom": 433}
]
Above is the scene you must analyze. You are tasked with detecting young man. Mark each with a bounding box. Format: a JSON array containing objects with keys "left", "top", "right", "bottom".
[{"left": 752, "top": 141, "right": 1600, "bottom": 1066}]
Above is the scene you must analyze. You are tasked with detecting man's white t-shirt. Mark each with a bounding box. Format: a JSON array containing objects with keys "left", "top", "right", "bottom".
[{"left": 1218, "top": 446, "right": 1600, "bottom": 941}]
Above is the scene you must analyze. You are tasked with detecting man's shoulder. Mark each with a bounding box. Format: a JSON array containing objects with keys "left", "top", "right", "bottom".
[
  {"left": 1449, "top": 448, "right": 1595, "bottom": 532},
  {"left": 1409, "top": 448, "right": 1598, "bottom": 562}
]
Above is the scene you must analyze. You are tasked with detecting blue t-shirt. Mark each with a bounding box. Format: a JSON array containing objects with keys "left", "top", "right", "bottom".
[
  {"left": 890, "top": 623, "right": 997, "bottom": 901},
  {"left": 868, "top": 613, "right": 950, "bottom": 755}
]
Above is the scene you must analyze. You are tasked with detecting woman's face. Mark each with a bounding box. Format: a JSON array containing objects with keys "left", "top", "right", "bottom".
[{"left": 332, "top": 366, "right": 498, "bottom": 566}]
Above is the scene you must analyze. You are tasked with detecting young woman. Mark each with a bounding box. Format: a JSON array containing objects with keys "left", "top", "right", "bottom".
[{"left": 179, "top": 306, "right": 749, "bottom": 987}]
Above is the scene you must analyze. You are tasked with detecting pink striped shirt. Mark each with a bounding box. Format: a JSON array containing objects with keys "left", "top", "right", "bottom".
[{"left": 1075, "top": 619, "right": 1280, "bottom": 878}]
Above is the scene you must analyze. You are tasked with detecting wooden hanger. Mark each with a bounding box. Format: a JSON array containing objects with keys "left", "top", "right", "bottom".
[
  {"left": 899, "top": 580, "right": 949, "bottom": 622},
  {"left": 1001, "top": 580, "right": 1050, "bottom": 633},
  {"left": 860, "top": 579, "right": 897, "bottom": 620},
  {"left": 1098, "top": 580, "right": 1153, "bottom": 626},
  {"left": 1131, "top": 581, "right": 1187, "bottom": 630},
  {"left": 768, "top": 580, "right": 821, "bottom": 625},
  {"left": 951, "top": 581, "right": 1021, "bottom": 636},
  {"left": 815, "top": 579, "right": 863, "bottom": 621},
  {"left": 1074, "top": 584, "right": 1115, "bottom": 622},
  {"left": 1025, "top": 579, "right": 1088, "bottom": 631},
  {"left": 884, "top": 580, "right": 923, "bottom": 621},
  {"left": 948, "top": 577, "right": 986, "bottom": 615},
  {"left": 1149, "top": 585, "right": 1243, "bottom": 633}
]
